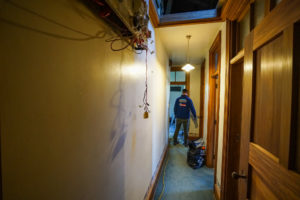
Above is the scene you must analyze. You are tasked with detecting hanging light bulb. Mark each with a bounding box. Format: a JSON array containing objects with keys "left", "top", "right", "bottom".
[{"left": 182, "top": 35, "right": 195, "bottom": 72}]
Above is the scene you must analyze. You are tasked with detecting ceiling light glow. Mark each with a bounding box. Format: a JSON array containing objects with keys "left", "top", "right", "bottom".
[{"left": 182, "top": 63, "right": 195, "bottom": 72}]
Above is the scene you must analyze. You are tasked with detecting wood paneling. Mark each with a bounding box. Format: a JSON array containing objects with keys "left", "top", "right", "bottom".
[
  {"left": 250, "top": 169, "right": 279, "bottom": 200},
  {"left": 253, "top": 0, "right": 300, "bottom": 51},
  {"left": 221, "top": 0, "right": 250, "bottom": 20},
  {"left": 230, "top": 49, "right": 244, "bottom": 64},
  {"left": 265, "top": 0, "right": 276, "bottom": 16},
  {"left": 249, "top": 143, "right": 300, "bottom": 200},
  {"left": 253, "top": 34, "right": 283, "bottom": 157},
  {"left": 278, "top": 25, "right": 294, "bottom": 168}
]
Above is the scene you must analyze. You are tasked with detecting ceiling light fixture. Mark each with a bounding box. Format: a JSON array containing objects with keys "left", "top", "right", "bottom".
[{"left": 182, "top": 35, "right": 195, "bottom": 72}]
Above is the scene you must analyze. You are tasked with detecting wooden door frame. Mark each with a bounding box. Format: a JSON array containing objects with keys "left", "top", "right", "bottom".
[
  {"left": 220, "top": 19, "right": 242, "bottom": 200},
  {"left": 199, "top": 60, "right": 205, "bottom": 138},
  {"left": 206, "top": 31, "right": 221, "bottom": 170}
]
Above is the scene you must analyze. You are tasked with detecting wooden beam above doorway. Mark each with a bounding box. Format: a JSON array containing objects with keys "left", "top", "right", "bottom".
[{"left": 221, "top": 0, "right": 251, "bottom": 21}]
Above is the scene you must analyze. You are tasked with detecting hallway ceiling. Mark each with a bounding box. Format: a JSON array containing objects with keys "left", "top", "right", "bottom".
[{"left": 157, "top": 22, "right": 223, "bottom": 65}]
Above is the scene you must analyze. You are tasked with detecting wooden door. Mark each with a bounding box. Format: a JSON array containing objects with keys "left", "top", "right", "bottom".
[{"left": 238, "top": 1, "right": 300, "bottom": 199}]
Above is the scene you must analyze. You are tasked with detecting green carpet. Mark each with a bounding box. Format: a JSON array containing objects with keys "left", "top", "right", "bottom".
[{"left": 153, "top": 143, "right": 214, "bottom": 200}]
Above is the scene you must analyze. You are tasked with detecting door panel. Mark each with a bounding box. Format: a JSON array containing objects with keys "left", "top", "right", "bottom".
[
  {"left": 249, "top": 143, "right": 300, "bottom": 199},
  {"left": 253, "top": 34, "right": 283, "bottom": 157},
  {"left": 250, "top": 169, "right": 278, "bottom": 200}
]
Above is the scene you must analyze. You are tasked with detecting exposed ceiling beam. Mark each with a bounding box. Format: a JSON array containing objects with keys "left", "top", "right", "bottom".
[{"left": 149, "top": 0, "right": 159, "bottom": 27}]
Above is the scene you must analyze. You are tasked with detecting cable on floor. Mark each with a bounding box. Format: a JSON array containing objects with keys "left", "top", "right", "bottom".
[{"left": 158, "top": 154, "right": 170, "bottom": 200}]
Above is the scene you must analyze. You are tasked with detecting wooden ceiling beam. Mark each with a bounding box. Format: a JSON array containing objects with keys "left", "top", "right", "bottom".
[{"left": 149, "top": 0, "right": 159, "bottom": 28}]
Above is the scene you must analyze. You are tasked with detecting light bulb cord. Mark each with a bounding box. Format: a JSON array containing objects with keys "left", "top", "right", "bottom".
[{"left": 186, "top": 35, "right": 191, "bottom": 63}]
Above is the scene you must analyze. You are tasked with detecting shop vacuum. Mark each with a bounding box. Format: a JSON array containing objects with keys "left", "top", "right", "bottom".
[{"left": 187, "top": 138, "right": 206, "bottom": 169}]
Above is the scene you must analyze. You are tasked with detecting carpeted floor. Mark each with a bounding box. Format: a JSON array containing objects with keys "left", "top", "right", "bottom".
[{"left": 153, "top": 124, "right": 214, "bottom": 200}]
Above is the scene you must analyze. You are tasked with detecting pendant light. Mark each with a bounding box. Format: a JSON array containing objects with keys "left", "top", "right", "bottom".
[{"left": 182, "top": 35, "right": 195, "bottom": 72}]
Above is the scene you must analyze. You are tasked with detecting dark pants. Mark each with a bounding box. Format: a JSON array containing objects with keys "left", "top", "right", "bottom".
[{"left": 173, "top": 118, "right": 189, "bottom": 144}]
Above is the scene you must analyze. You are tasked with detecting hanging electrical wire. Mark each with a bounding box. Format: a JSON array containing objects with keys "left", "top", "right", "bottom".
[
  {"left": 143, "top": 49, "right": 150, "bottom": 118},
  {"left": 87, "top": 0, "right": 152, "bottom": 118}
]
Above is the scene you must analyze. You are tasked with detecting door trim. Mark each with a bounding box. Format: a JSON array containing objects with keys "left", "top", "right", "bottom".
[
  {"left": 199, "top": 60, "right": 205, "bottom": 138},
  {"left": 206, "top": 31, "right": 221, "bottom": 170},
  {"left": 220, "top": 19, "right": 243, "bottom": 200}
]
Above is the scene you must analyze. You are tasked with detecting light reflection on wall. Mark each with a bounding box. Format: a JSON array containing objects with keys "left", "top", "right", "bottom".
[{"left": 121, "top": 63, "right": 145, "bottom": 78}]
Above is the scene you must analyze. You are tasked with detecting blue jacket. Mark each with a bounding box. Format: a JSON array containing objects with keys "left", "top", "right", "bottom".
[{"left": 174, "top": 95, "right": 196, "bottom": 119}]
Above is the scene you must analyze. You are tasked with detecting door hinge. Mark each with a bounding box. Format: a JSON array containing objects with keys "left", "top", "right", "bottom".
[
  {"left": 215, "top": 84, "right": 218, "bottom": 88},
  {"left": 214, "top": 120, "right": 217, "bottom": 125}
]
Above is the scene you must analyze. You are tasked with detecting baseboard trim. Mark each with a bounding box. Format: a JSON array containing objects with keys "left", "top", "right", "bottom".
[
  {"left": 214, "top": 184, "right": 221, "bottom": 200},
  {"left": 144, "top": 144, "right": 168, "bottom": 200}
]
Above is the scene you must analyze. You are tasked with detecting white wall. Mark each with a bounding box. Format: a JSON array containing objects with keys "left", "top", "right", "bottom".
[
  {"left": 189, "top": 65, "right": 201, "bottom": 136},
  {"left": 0, "top": 0, "right": 168, "bottom": 199},
  {"left": 203, "top": 22, "right": 226, "bottom": 187},
  {"left": 151, "top": 27, "right": 169, "bottom": 175}
]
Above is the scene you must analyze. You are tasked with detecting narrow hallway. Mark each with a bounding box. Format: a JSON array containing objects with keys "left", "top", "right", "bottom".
[
  {"left": 153, "top": 144, "right": 214, "bottom": 200},
  {"left": 1, "top": 0, "right": 300, "bottom": 199}
]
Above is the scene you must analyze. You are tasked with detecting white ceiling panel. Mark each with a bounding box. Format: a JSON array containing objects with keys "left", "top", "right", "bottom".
[{"left": 157, "top": 22, "right": 223, "bottom": 65}]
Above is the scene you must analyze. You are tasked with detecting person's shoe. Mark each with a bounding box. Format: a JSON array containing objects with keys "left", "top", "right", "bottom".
[{"left": 173, "top": 141, "right": 179, "bottom": 145}]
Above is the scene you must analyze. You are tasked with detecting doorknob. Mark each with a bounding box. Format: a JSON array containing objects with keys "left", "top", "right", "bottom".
[{"left": 232, "top": 171, "right": 247, "bottom": 179}]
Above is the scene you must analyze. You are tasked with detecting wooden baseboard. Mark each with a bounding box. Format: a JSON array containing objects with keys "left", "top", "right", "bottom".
[
  {"left": 214, "top": 184, "right": 221, "bottom": 200},
  {"left": 144, "top": 144, "right": 168, "bottom": 200}
]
